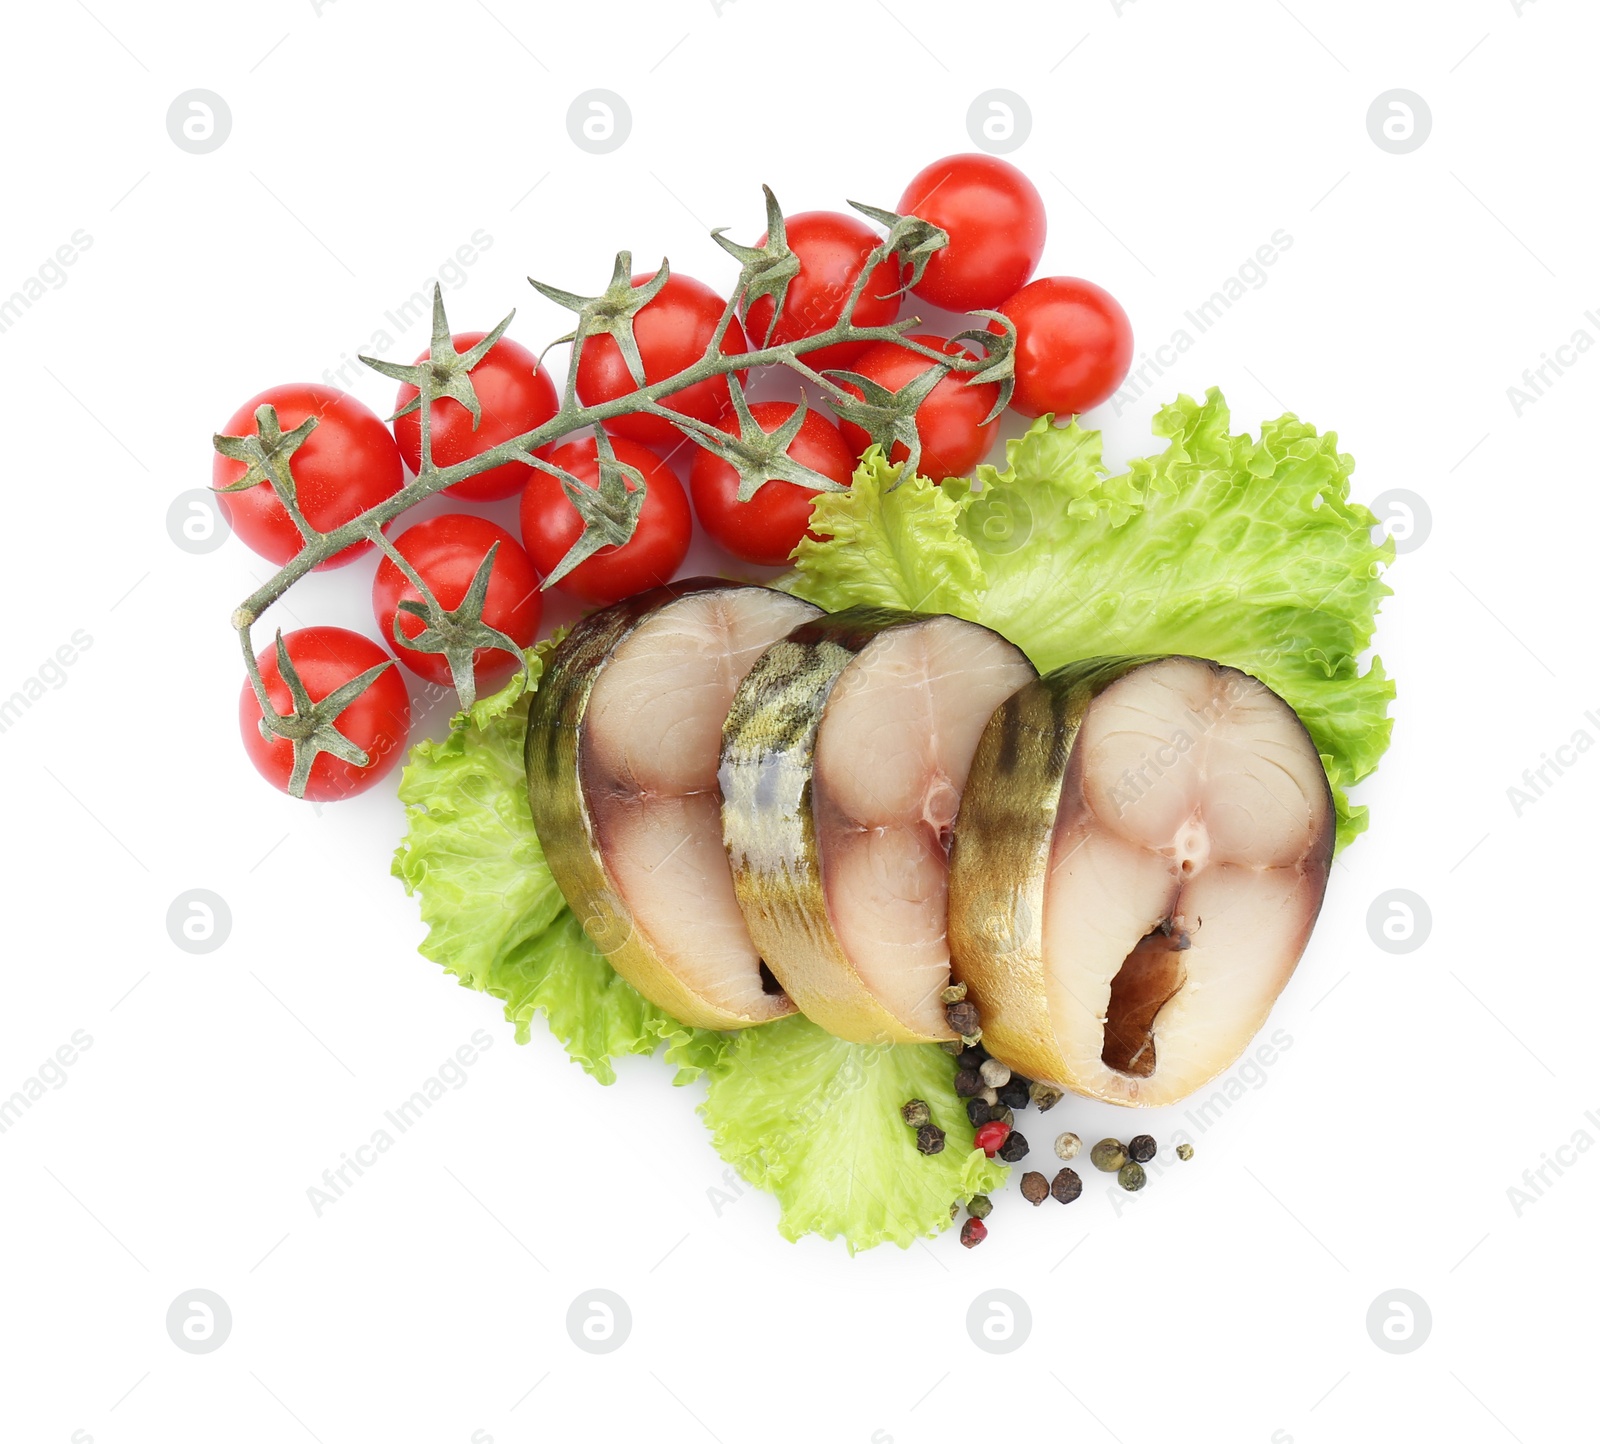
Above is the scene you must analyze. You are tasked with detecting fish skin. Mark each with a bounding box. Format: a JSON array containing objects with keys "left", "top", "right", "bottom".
[
  {"left": 948, "top": 655, "right": 1335, "bottom": 1106},
  {"left": 720, "top": 606, "right": 1034, "bottom": 1046},
  {"left": 526, "top": 578, "right": 813, "bottom": 1032}
]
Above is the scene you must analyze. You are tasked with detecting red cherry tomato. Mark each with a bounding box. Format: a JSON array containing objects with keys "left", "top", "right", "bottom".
[
  {"left": 391, "top": 331, "right": 558, "bottom": 501},
  {"left": 574, "top": 273, "right": 748, "bottom": 448},
  {"left": 743, "top": 211, "right": 903, "bottom": 373},
  {"left": 214, "top": 383, "right": 403, "bottom": 570},
  {"left": 898, "top": 154, "right": 1047, "bottom": 312},
  {"left": 994, "top": 277, "right": 1134, "bottom": 417},
  {"left": 833, "top": 335, "right": 999, "bottom": 482},
  {"left": 689, "top": 402, "right": 857, "bottom": 567},
  {"left": 371, "top": 514, "right": 542, "bottom": 694},
  {"left": 520, "top": 436, "right": 691, "bottom": 606},
  {"left": 239, "top": 626, "right": 411, "bottom": 801}
]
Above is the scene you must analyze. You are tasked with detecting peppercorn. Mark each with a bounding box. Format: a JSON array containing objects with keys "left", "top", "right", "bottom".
[
  {"left": 916, "top": 1124, "right": 946, "bottom": 1156},
  {"left": 1020, "top": 1171, "right": 1049, "bottom": 1205},
  {"left": 960, "top": 1031, "right": 983, "bottom": 1049},
  {"left": 1177, "top": 1143, "right": 1194, "bottom": 1161},
  {"left": 954, "top": 1068, "right": 983, "bottom": 1098},
  {"left": 941, "top": 981, "right": 968, "bottom": 1004},
  {"left": 997, "top": 1079, "right": 1031, "bottom": 1111},
  {"left": 1028, "top": 1081, "right": 1064, "bottom": 1112},
  {"left": 960, "top": 1217, "right": 988, "bottom": 1248},
  {"left": 945, "top": 1000, "right": 981, "bottom": 1036},
  {"left": 957, "top": 1044, "right": 989, "bottom": 1070},
  {"left": 997, "top": 1130, "right": 1030, "bottom": 1163},
  {"left": 950, "top": 1201, "right": 959, "bottom": 1220},
  {"left": 979, "top": 1058, "right": 1011, "bottom": 1089},
  {"left": 938, "top": 1039, "right": 964, "bottom": 1057},
  {"left": 1117, "top": 1162, "right": 1146, "bottom": 1192},
  {"left": 966, "top": 1193, "right": 993, "bottom": 1220},
  {"left": 972, "top": 1121, "right": 1011, "bottom": 1157},
  {"left": 966, "top": 1097, "right": 991, "bottom": 1128},
  {"left": 1053, "top": 1131, "right": 1082, "bottom": 1161},
  {"left": 1127, "top": 1134, "right": 1156, "bottom": 1164},
  {"left": 987, "top": 1104, "right": 1014, "bottom": 1127},
  {"left": 980, "top": 1086, "right": 999, "bottom": 1106},
  {"left": 1090, "top": 1139, "right": 1127, "bottom": 1173},
  {"left": 901, "top": 1098, "right": 931, "bottom": 1128},
  {"left": 1050, "top": 1168, "right": 1082, "bottom": 1204}
]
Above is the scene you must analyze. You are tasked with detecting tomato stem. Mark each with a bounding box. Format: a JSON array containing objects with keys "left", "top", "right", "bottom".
[{"left": 221, "top": 189, "right": 1016, "bottom": 717}]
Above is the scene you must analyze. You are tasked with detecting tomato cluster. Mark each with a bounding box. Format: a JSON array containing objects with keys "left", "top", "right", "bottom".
[{"left": 217, "top": 154, "right": 1132, "bottom": 798}]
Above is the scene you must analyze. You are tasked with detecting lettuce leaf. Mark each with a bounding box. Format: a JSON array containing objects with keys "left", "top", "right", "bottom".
[
  {"left": 391, "top": 650, "right": 729, "bottom": 1085},
  {"left": 700, "top": 1016, "right": 1006, "bottom": 1252},
  {"left": 790, "top": 390, "right": 1393, "bottom": 849}
]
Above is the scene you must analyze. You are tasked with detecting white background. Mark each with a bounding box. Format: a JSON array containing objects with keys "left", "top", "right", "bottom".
[{"left": 0, "top": 1, "right": 1591, "bottom": 1440}]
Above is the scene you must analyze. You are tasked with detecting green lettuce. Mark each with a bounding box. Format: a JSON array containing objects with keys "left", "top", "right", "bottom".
[
  {"left": 792, "top": 389, "right": 1394, "bottom": 848},
  {"left": 701, "top": 1016, "right": 1006, "bottom": 1252},
  {"left": 391, "top": 650, "right": 729, "bottom": 1085}
]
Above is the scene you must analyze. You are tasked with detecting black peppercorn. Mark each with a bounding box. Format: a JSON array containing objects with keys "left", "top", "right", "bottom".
[
  {"left": 957, "top": 1044, "right": 989, "bottom": 1070},
  {"left": 1050, "top": 1168, "right": 1082, "bottom": 1204},
  {"left": 966, "top": 1096, "right": 991, "bottom": 1128},
  {"left": 996, "top": 1130, "right": 1029, "bottom": 1163},
  {"left": 945, "top": 1000, "right": 981, "bottom": 1036},
  {"left": 954, "top": 1068, "right": 983, "bottom": 1098},
  {"left": 916, "top": 1124, "right": 946, "bottom": 1156},
  {"left": 997, "top": 1079, "right": 1031, "bottom": 1111},
  {"left": 1020, "top": 1171, "right": 1049, "bottom": 1205},
  {"left": 1127, "top": 1134, "right": 1156, "bottom": 1164}
]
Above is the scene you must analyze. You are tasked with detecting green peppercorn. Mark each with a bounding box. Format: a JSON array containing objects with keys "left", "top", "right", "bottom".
[
  {"left": 938, "top": 1039, "right": 964, "bottom": 1057},
  {"left": 1127, "top": 1134, "right": 1156, "bottom": 1164},
  {"left": 997, "top": 1130, "right": 1029, "bottom": 1163},
  {"left": 1029, "top": 1081, "right": 1064, "bottom": 1112},
  {"left": 1053, "top": 1131, "right": 1082, "bottom": 1161},
  {"left": 966, "top": 1193, "right": 993, "bottom": 1221},
  {"left": 900, "top": 1098, "right": 931, "bottom": 1128},
  {"left": 941, "top": 981, "right": 968, "bottom": 1004},
  {"left": 988, "top": 1104, "right": 1014, "bottom": 1128},
  {"left": 1117, "top": 1161, "right": 1147, "bottom": 1192},
  {"left": 1020, "top": 1171, "right": 1049, "bottom": 1205},
  {"left": 1177, "top": 1143, "right": 1194, "bottom": 1161},
  {"left": 1090, "top": 1139, "right": 1127, "bottom": 1173},
  {"left": 916, "top": 1124, "right": 946, "bottom": 1156},
  {"left": 960, "top": 1031, "right": 983, "bottom": 1050},
  {"left": 1050, "top": 1168, "right": 1082, "bottom": 1204}
]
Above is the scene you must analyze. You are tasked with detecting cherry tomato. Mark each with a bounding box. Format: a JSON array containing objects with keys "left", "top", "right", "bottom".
[
  {"left": 371, "top": 514, "right": 542, "bottom": 693},
  {"left": 520, "top": 436, "right": 691, "bottom": 606},
  {"left": 574, "top": 273, "right": 748, "bottom": 448},
  {"left": 742, "top": 211, "right": 903, "bottom": 373},
  {"left": 391, "top": 331, "right": 558, "bottom": 501},
  {"left": 689, "top": 403, "right": 857, "bottom": 567},
  {"left": 833, "top": 334, "right": 999, "bottom": 482},
  {"left": 239, "top": 626, "right": 411, "bottom": 801},
  {"left": 898, "top": 154, "right": 1046, "bottom": 313},
  {"left": 994, "top": 277, "right": 1134, "bottom": 417},
  {"left": 214, "top": 383, "right": 404, "bottom": 570}
]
